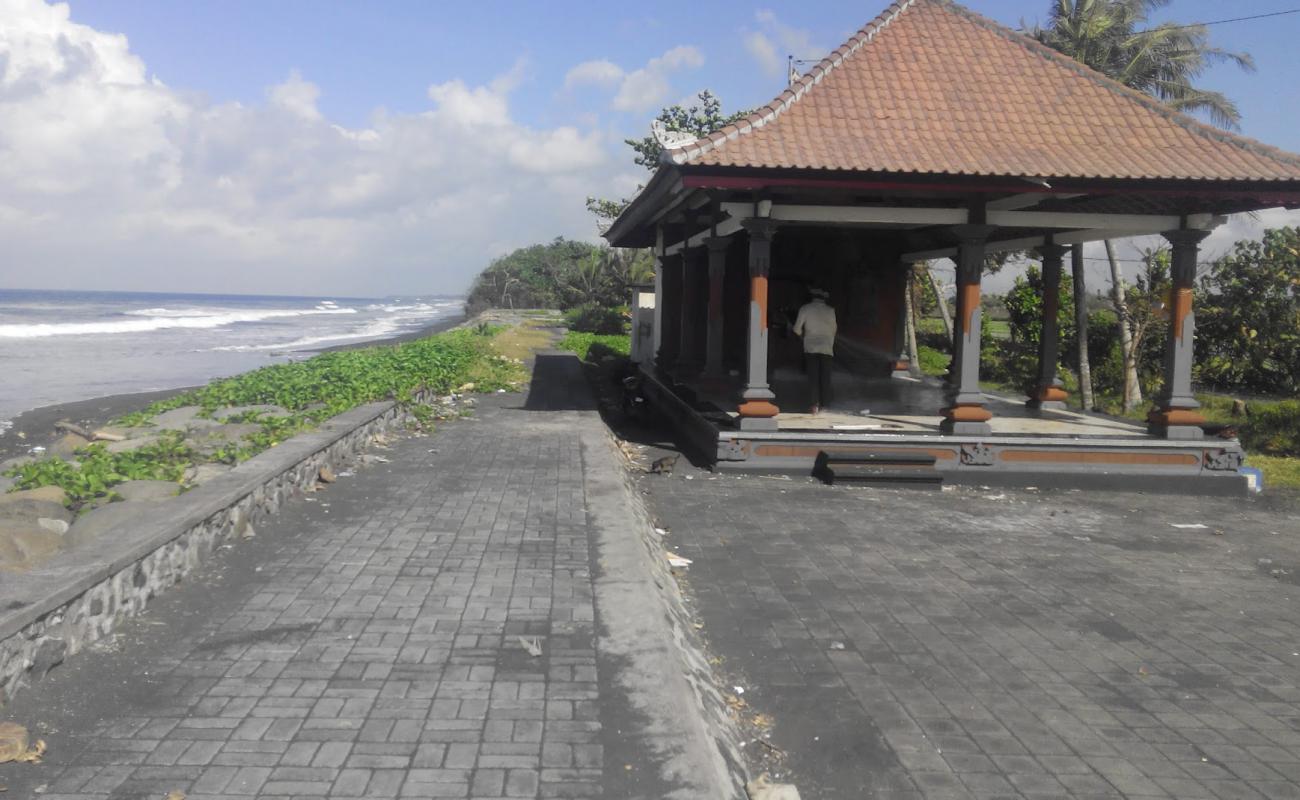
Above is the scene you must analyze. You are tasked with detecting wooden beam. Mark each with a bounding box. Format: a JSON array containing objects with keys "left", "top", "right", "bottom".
[
  {"left": 900, "top": 229, "right": 1136, "bottom": 262},
  {"left": 648, "top": 187, "right": 709, "bottom": 226},
  {"left": 719, "top": 202, "right": 1215, "bottom": 233},
  {"left": 986, "top": 192, "right": 1084, "bottom": 211},
  {"left": 720, "top": 202, "right": 964, "bottom": 226},
  {"left": 665, "top": 215, "right": 743, "bottom": 256},
  {"left": 988, "top": 209, "right": 1181, "bottom": 231}
]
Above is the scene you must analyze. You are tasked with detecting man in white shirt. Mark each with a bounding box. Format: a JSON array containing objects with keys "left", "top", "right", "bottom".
[{"left": 793, "top": 288, "right": 837, "bottom": 414}]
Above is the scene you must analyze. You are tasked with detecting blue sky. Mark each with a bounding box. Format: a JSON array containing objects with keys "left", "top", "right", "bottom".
[
  {"left": 2, "top": 0, "right": 1298, "bottom": 295},
  {"left": 71, "top": 0, "right": 1300, "bottom": 149}
]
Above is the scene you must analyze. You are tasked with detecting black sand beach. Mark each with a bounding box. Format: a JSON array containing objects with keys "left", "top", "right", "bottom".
[{"left": 0, "top": 313, "right": 464, "bottom": 463}]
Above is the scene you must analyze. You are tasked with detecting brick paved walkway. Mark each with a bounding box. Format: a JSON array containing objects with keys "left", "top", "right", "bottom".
[
  {"left": 641, "top": 467, "right": 1300, "bottom": 800},
  {"left": 0, "top": 355, "right": 724, "bottom": 799}
]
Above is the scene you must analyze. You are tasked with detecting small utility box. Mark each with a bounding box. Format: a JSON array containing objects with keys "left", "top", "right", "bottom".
[{"left": 629, "top": 284, "right": 655, "bottom": 367}]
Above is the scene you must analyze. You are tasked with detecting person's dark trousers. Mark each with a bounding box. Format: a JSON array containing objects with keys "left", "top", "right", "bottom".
[{"left": 805, "top": 353, "right": 833, "bottom": 408}]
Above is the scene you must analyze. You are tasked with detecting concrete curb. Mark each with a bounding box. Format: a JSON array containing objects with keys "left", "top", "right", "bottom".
[
  {"left": 0, "top": 398, "right": 418, "bottom": 707},
  {"left": 582, "top": 425, "right": 749, "bottom": 799}
]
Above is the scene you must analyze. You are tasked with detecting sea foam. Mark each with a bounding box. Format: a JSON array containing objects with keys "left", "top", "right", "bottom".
[{"left": 0, "top": 306, "right": 357, "bottom": 339}]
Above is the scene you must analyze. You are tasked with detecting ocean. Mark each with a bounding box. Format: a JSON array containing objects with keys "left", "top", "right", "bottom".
[{"left": 0, "top": 289, "right": 464, "bottom": 432}]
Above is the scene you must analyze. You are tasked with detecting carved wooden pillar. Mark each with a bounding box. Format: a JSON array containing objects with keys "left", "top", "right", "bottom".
[
  {"left": 704, "top": 236, "right": 729, "bottom": 379},
  {"left": 941, "top": 224, "right": 996, "bottom": 435},
  {"left": 889, "top": 262, "right": 912, "bottom": 378},
  {"left": 678, "top": 247, "right": 705, "bottom": 375},
  {"left": 737, "top": 219, "right": 780, "bottom": 431},
  {"left": 1027, "top": 240, "right": 1069, "bottom": 410},
  {"left": 1148, "top": 228, "right": 1211, "bottom": 439},
  {"left": 656, "top": 253, "right": 683, "bottom": 375}
]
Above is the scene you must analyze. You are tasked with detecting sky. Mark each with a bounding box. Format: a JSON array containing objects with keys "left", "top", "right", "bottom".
[{"left": 1, "top": 0, "right": 1298, "bottom": 297}]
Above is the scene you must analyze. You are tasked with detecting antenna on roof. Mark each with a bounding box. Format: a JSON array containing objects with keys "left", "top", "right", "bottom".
[{"left": 788, "top": 55, "right": 801, "bottom": 87}]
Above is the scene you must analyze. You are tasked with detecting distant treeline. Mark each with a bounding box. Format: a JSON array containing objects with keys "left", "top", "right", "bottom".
[{"left": 465, "top": 237, "right": 652, "bottom": 315}]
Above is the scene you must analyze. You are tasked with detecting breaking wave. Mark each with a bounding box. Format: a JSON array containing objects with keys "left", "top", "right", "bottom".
[{"left": 0, "top": 305, "right": 358, "bottom": 339}]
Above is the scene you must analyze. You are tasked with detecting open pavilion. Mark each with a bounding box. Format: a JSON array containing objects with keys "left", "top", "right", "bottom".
[{"left": 605, "top": 0, "right": 1300, "bottom": 492}]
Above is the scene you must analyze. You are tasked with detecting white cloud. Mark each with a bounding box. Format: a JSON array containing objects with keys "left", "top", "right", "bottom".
[
  {"left": 743, "top": 9, "right": 817, "bottom": 78},
  {"left": 0, "top": 0, "right": 621, "bottom": 295},
  {"left": 562, "top": 46, "right": 704, "bottom": 113},
  {"left": 743, "top": 32, "right": 782, "bottom": 78},
  {"left": 267, "top": 70, "right": 322, "bottom": 121},
  {"left": 613, "top": 45, "right": 704, "bottom": 112},
  {"left": 564, "top": 59, "right": 624, "bottom": 90}
]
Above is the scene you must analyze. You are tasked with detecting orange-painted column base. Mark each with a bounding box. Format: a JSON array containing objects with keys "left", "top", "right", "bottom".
[
  {"left": 1147, "top": 407, "right": 1206, "bottom": 427},
  {"left": 738, "top": 400, "right": 780, "bottom": 418},
  {"left": 941, "top": 403, "right": 993, "bottom": 424},
  {"left": 1029, "top": 385, "right": 1069, "bottom": 403}
]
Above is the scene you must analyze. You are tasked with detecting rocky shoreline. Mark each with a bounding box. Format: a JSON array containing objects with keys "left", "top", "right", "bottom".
[
  {"left": 0, "top": 312, "right": 475, "bottom": 573},
  {"left": 0, "top": 313, "right": 464, "bottom": 463}
]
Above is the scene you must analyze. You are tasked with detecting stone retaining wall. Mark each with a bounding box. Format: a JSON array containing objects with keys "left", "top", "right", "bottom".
[{"left": 0, "top": 397, "right": 425, "bottom": 707}]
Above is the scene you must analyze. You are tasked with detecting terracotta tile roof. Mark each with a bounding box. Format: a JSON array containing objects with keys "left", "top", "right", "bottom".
[{"left": 669, "top": 0, "right": 1300, "bottom": 182}]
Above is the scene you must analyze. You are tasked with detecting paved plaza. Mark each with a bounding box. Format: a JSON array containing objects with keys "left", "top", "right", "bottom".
[
  {"left": 4, "top": 350, "right": 1300, "bottom": 799},
  {"left": 640, "top": 462, "right": 1300, "bottom": 799},
  {"left": 0, "top": 355, "right": 721, "bottom": 800}
]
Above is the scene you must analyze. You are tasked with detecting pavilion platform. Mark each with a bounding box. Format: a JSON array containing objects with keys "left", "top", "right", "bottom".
[
  {"left": 602, "top": 0, "right": 1298, "bottom": 498},
  {"left": 640, "top": 368, "right": 1249, "bottom": 495}
]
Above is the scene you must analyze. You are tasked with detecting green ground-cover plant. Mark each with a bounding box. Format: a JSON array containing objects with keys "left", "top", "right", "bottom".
[
  {"left": 563, "top": 304, "right": 629, "bottom": 335},
  {"left": 6, "top": 431, "right": 194, "bottom": 504},
  {"left": 558, "top": 331, "right": 631, "bottom": 362},
  {"left": 5, "top": 327, "right": 527, "bottom": 506}
]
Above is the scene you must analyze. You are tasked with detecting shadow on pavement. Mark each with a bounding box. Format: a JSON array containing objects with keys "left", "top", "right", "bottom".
[{"left": 522, "top": 351, "right": 599, "bottom": 411}]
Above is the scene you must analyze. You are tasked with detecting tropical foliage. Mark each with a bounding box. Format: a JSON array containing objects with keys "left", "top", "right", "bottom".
[
  {"left": 586, "top": 90, "right": 752, "bottom": 221},
  {"left": 465, "top": 238, "right": 653, "bottom": 314},
  {"left": 1197, "top": 227, "right": 1300, "bottom": 395},
  {"left": 1030, "top": 0, "right": 1254, "bottom": 409},
  {"left": 5, "top": 327, "right": 527, "bottom": 505},
  {"left": 1029, "top": 0, "right": 1254, "bottom": 128}
]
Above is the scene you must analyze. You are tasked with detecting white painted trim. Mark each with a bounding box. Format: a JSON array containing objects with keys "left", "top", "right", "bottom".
[
  {"left": 647, "top": 187, "right": 709, "bottom": 226},
  {"left": 901, "top": 229, "right": 1136, "bottom": 262},
  {"left": 721, "top": 202, "right": 964, "bottom": 226},
  {"left": 988, "top": 210, "right": 1181, "bottom": 231},
  {"left": 664, "top": 216, "right": 744, "bottom": 256},
  {"left": 986, "top": 192, "right": 1084, "bottom": 211},
  {"left": 719, "top": 201, "right": 1211, "bottom": 233}
]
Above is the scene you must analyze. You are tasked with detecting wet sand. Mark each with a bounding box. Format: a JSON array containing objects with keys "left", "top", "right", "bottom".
[{"left": 0, "top": 313, "right": 465, "bottom": 463}]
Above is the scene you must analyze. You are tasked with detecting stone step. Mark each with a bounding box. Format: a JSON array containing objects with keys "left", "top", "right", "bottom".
[{"left": 813, "top": 449, "right": 943, "bottom": 489}]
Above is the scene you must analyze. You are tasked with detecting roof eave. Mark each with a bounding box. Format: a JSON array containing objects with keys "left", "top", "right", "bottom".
[{"left": 603, "top": 166, "right": 682, "bottom": 249}]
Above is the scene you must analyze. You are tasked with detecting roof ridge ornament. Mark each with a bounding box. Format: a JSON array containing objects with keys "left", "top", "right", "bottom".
[{"left": 651, "top": 119, "right": 699, "bottom": 150}]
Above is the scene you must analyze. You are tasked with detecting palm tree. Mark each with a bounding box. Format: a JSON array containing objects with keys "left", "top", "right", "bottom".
[{"left": 1030, "top": 0, "right": 1254, "bottom": 410}]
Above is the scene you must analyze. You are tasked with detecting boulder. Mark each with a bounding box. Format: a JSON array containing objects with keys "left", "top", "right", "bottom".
[
  {"left": 50, "top": 432, "right": 91, "bottom": 458},
  {"left": 0, "top": 455, "right": 35, "bottom": 473},
  {"left": 150, "top": 406, "right": 219, "bottom": 432},
  {"left": 186, "top": 423, "right": 261, "bottom": 456},
  {"left": 0, "top": 522, "right": 64, "bottom": 569},
  {"left": 185, "top": 463, "right": 232, "bottom": 485},
  {"left": 65, "top": 502, "right": 154, "bottom": 550},
  {"left": 94, "top": 425, "right": 147, "bottom": 441},
  {"left": 17, "top": 485, "right": 67, "bottom": 504},
  {"left": 105, "top": 434, "right": 161, "bottom": 454},
  {"left": 0, "top": 487, "right": 72, "bottom": 525},
  {"left": 37, "top": 517, "right": 69, "bottom": 535},
  {"left": 113, "top": 480, "right": 179, "bottom": 503},
  {"left": 212, "top": 404, "right": 291, "bottom": 421},
  {"left": 54, "top": 420, "right": 92, "bottom": 438}
]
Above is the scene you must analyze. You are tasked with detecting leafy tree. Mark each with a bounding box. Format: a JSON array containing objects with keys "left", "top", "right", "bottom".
[
  {"left": 586, "top": 90, "right": 753, "bottom": 222},
  {"left": 996, "top": 265, "right": 1077, "bottom": 387},
  {"left": 1030, "top": 0, "right": 1254, "bottom": 409},
  {"left": 465, "top": 239, "right": 654, "bottom": 314},
  {"left": 1197, "top": 227, "right": 1300, "bottom": 395}
]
